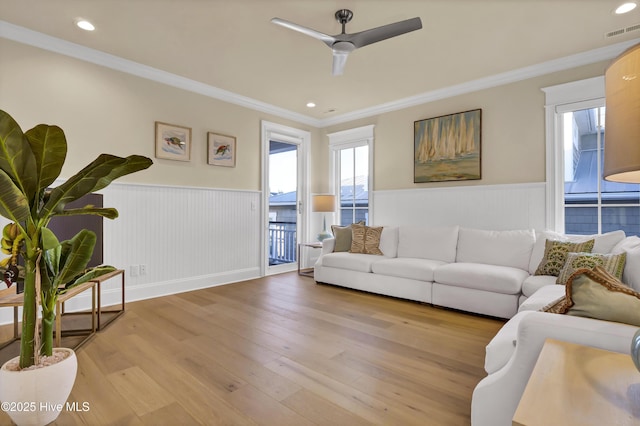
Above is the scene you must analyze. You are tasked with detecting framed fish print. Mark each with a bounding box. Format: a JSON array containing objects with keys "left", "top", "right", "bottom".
[
  {"left": 155, "top": 121, "right": 191, "bottom": 162},
  {"left": 414, "top": 109, "right": 481, "bottom": 183},
  {"left": 207, "top": 132, "right": 236, "bottom": 167}
]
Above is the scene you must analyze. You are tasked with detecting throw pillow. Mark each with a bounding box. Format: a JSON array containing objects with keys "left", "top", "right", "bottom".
[
  {"left": 534, "top": 239, "right": 595, "bottom": 277},
  {"left": 558, "top": 266, "right": 640, "bottom": 326},
  {"left": 350, "top": 224, "right": 384, "bottom": 255},
  {"left": 555, "top": 252, "right": 626, "bottom": 285},
  {"left": 331, "top": 221, "right": 364, "bottom": 252}
]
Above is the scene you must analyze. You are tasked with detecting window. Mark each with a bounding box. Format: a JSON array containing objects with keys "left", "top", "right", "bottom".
[
  {"left": 328, "top": 125, "right": 374, "bottom": 226},
  {"left": 544, "top": 78, "right": 640, "bottom": 236}
]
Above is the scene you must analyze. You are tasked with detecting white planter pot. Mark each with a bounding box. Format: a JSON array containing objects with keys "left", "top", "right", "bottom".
[{"left": 0, "top": 348, "right": 77, "bottom": 426}]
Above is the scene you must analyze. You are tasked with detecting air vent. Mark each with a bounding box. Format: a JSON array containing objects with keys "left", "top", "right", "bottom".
[{"left": 605, "top": 23, "right": 640, "bottom": 38}]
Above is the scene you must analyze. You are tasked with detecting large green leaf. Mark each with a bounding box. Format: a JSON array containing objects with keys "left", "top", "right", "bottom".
[
  {"left": 0, "top": 169, "right": 30, "bottom": 223},
  {"left": 0, "top": 110, "right": 37, "bottom": 201},
  {"left": 25, "top": 124, "right": 67, "bottom": 192},
  {"left": 62, "top": 265, "right": 116, "bottom": 292},
  {"left": 52, "top": 230, "right": 96, "bottom": 288},
  {"left": 42, "top": 154, "right": 152, "bottom": 218},
  {"left": 52, "top": 206, "right": 119, "bottom": 220}
]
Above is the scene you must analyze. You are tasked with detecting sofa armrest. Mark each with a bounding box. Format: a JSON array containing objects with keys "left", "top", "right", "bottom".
[
  {"left": 321, "top": 237, "right": 335, "bottom": 255},
  {"left": 471, "top": 312, "right": 637, "bottom": 426}
]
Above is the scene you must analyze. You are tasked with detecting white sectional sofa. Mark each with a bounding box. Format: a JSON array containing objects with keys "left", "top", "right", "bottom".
[
  {"left": 314, "top": 225, "right": 626, "bottom": 319},
  {"left": 313, "top": 224, "right": 640, "bottom": 425}
]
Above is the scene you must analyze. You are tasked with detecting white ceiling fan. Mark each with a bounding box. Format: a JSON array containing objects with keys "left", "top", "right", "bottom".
[{"left": 271, "top": 9, "right": 422, "bottom": 76}]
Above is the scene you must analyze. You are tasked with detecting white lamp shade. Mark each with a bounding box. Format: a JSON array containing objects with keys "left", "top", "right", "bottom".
[
  {"left": 312, "top": 194, "right": 336, "bottom": 212},
  {"left": 604, "top": 43, "right": 640, "bottom": 183}
]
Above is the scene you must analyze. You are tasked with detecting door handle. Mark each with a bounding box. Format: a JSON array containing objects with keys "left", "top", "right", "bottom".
[{"left": 298, "top": 201, "right": 303, "bottom": 214}]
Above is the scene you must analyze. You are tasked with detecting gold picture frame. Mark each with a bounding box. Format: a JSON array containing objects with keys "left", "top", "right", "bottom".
[
  {"left": 155, "top": 121, "right": 191, "bottom": 162},
  {"left": 207, "top": 132, "right": 236, "bottom": 167}
]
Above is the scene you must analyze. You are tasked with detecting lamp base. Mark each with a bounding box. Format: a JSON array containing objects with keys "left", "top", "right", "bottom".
[{"left": 317, "top": 230, "right": 333, "bottom": 241}]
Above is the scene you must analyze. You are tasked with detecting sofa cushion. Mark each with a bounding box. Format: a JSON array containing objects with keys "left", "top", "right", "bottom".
[
  {"left": 484, "top": 311, "right": 535, "bottom": 374},
  {"left": 377, "top": 226, "right": 399, "bottom": 258},
  {"left": 320, "top": 252, "right": 382, "bottom": 273},
  {"left": 556, "top": 252, "right": 626, "bottom": 285},
  {"left": 528, "top": 230, "right": 626, "bottom": 274},
  {"left": 534, "top": 239, "right": 595, "bottom": 277},
  {"left": 518, "top": 284, "right": 565, "bottom": 312},
  {"left": 397, "top": 225, "right": 459, "bottom": 263},
  {"left": 612, "top": 235, "right": 640, "bottom": 292},
  {"left": 372, "top": 258, "right": 445, "bottom": 282},
  {"left": 521, "top": 274, "right": 557, "bottom": 298},
  {"left": 456, "top": 228, "right": 535, "bottom": 270},
  {"left": 350, "top": 224, "right": 384, "bottom": 255},
  {"left": 434, "top": 263, "right": 529, "bottom": 294}
]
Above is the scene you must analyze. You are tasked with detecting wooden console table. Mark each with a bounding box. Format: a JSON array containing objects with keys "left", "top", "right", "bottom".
[{"left": 513, "top": 338, "right": 640, "bottom": 425}]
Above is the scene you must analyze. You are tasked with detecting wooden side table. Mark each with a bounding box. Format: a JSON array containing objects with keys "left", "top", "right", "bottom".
[
  {"left": 513, "top": 338, "right": 640, "bottom": 425},
  {"left": 297, "top": 242, "right": 323, "bottom": 277},
  {"left": 57, "top": 281, "right": 97, "bottom": 348},
  {"left": 89, "top": 269, "right": 125, "bottom": 330}
]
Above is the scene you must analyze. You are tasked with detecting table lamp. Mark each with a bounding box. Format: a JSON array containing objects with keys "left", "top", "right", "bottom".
[
  {"left": 603, "top": 42, "right": 640, "bottom": 372},
  {"left": 312, "top": 194, "right": 336, "bottom": 241}
]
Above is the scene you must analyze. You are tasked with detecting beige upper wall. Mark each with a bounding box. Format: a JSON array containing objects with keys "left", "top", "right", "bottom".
[
  {"left": 1, "top": 37, "right": 609, "bottom": 194},
  {"left": 0, "top": 38, "right": 320, "bottom": 192},
  {"left": 321, "top": 61, "right": 609, "bottom": 192}
]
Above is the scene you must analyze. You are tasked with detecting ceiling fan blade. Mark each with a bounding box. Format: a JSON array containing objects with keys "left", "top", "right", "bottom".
[
  {"left": 346, "top": 17, "right": 422, "bottom": 49},
  {"left": 271, "top": 18, "right": 336, "bottom": 47},
  {"left": 332, "top": 51, "right": 349, "bottom": 76}
]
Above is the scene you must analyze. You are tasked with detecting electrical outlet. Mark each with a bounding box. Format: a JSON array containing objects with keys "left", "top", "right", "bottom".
[
  {"left": 130, "top": 265, "right": 139, "bottom": 277},
  {"left": 139, "top": 264, "right": 146, "bottom": 276}
]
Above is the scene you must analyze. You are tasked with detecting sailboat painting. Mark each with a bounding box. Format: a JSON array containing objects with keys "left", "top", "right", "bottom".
[{"left": 414, "top": 109, "right": 481, "bottom": 183}]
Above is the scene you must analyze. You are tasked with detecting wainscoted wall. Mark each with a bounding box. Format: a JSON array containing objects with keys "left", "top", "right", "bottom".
[
  {"left": 0, "top": 181, "right": 545, "bottom": 325},
  {"left": 373, "top": 182, "right": 547, "bottom": 231},
  {"left": 0, "top": 182, "right": 262, "bottom": 324}
]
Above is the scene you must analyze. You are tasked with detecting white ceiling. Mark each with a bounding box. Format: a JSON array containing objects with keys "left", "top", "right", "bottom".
[{"left": 2, "top": 0, "right": 640, "bottom": 125}]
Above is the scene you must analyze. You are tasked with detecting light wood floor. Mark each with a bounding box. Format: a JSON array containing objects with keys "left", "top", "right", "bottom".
[{"left": 0, "top": 272, "right": 504, "bottom": 425}]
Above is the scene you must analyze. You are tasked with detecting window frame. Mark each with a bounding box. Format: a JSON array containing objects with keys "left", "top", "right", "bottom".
[
  {"left": 327, "top": 125, "right": 375, "bottom": 226},
  {"left": 543, "top": 76, "right": 604, "bottom": 232}
]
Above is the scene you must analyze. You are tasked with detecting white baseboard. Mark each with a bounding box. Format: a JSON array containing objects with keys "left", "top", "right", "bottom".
[{"left": 0, "top": 267, "right": 261, "bottom": 326}]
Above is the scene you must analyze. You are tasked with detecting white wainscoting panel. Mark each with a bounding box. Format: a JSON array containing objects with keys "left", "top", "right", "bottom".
[
  {"left": 0, "top": 183, "right": 261, "bottom": 325},
  {"left": 373, "top": 183, "right": 547, "bottom": 231}
]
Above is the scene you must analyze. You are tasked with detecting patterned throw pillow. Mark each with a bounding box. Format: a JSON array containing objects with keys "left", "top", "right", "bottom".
[
  {"left": 556, "top": 252, "right": 627, "bottom": 285},
  {"left": 331, "top": 221, "right": 364, "bottom": 252},
  {"left": 350, "top": 224, "right": 384, "bottom": 255},
  {"left": 534, "top": 239, "right": 595, "bottom": 277}
]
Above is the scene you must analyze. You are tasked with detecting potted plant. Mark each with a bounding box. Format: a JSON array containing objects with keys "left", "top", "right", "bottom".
[{"left": 0, "top": 109, "right": 152, "bottom": 425}]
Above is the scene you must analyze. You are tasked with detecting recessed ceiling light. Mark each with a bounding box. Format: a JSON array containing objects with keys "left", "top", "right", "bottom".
[
  {"left": 615, "top": 2, "right": 637, "bottom": 14},
  {"left": 75, "top": 19, "right": 95, "bottom": 31},
  {"left": 306, "top": 102, "right": 316, "bottom": 108}
]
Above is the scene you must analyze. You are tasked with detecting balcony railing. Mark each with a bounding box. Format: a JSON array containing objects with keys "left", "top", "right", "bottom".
[{"left": 269, "top": 221, "right": 296, "bottom": 265}]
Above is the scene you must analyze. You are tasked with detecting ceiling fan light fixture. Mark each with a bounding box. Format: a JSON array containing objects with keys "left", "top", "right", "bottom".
[{"left": 306, "top": 102, "right": 316, "bottom": 108}]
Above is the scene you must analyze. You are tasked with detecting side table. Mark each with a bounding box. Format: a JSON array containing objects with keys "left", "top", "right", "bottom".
[
  {"left": 89, "top": 269, "right": 125, "bottom": 330},
  {"left": 513, "top": 338, "right": 640, "bottom": 425},
  {"left": 297, "top": 242, "right": 323, "bottom": 277}
]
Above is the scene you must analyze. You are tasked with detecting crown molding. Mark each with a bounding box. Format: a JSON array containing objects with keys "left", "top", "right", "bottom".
[
  {"left": 2, "top": 20, "right": 639, "bottom": 129},
  {"left": 0, "top": 20, "right": 322, "bottom": 127},
  {"left": 319, "top": 38, "right": 640, "bottom": 127}
]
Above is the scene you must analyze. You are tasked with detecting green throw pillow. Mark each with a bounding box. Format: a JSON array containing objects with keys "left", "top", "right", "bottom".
[
  {"left": 535, "top": 239, "right": 595, "bottom": 277},
  {"left": 561, "top": 266, "right": 640, "bottom": 326},
  {"left": 556, "top": 252, "right": 626, "bottom": 285}
]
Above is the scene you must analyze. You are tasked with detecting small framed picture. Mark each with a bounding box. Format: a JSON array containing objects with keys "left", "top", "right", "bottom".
[
  {"left": 155, "top": 121, "right": 191, "bottom": 162},
  {"left": 207, "top": 132, "right": 236, "bottom": 167}
]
